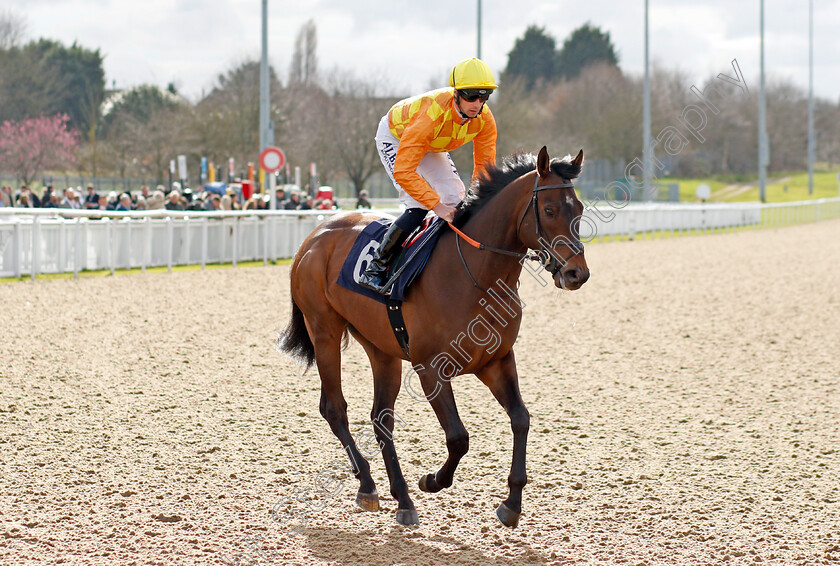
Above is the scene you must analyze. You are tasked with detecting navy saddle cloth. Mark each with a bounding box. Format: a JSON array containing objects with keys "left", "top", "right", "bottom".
[{"left": 337, "top": 216, "right": 446, "bottom": 304}]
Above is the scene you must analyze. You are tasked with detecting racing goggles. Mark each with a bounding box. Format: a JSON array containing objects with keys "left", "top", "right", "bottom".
[{"left": 457, "top": 89, "right": 492, "bottom": 103}]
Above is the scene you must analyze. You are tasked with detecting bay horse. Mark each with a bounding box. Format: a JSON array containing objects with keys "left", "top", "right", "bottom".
[{"left": 279, "top": 146, "right": 589, "bottom": 527}]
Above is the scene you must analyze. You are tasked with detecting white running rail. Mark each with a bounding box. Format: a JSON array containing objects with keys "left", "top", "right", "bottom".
[{"left": 1, "top": 198, "right": 839, "bottom": 279}]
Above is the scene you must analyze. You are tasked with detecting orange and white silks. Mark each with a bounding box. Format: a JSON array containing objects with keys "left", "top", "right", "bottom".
[{"left": 385, "top": 88, "right": 497, "bottom": 210}]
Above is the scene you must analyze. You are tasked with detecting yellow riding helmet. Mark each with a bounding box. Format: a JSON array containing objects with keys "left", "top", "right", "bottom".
[{"left": 448, "top": 58, "right": 498, "bottom": 91}]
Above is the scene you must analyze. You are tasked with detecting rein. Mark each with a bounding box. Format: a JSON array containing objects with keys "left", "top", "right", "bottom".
[{"left": 449, "top": 172, "right": 584, "bottom": 290}]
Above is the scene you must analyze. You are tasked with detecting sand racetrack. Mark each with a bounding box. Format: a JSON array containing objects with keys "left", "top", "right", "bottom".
[{"left": 2, "top": 219, "right": 839, "bottom": 566}]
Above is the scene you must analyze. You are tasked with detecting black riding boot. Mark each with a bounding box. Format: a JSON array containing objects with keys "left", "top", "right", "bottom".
[{"left": 358, "top": 224, "right": 409, "bottom": 293}]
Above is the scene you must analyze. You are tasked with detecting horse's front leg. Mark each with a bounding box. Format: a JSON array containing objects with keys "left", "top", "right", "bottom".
[
  {"left": 414, "top": 368, "right": 469, "bottom": 495},
  {"left": 476, "top": 350, "right": 529, "bottom": 528}
]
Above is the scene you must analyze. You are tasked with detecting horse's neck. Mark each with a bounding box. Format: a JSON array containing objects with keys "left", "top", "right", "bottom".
[
  {"left": 465, "top": 174, "right": 532, "bottom": 253},
  {"left": 457, "top": 173, "right": 534, "bottom": 283}
]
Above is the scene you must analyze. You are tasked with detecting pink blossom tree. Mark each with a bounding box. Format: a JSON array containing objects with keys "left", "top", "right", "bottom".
[{"left": 0, "top": 114, "right": 79, "bottom": 186}]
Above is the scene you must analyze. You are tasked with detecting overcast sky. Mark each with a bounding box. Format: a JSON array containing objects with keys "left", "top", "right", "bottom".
[{"left": 7, "top": 0, "right": 840, "bottom": 101}]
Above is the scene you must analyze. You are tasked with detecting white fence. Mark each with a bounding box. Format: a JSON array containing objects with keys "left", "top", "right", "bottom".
[
  {"left": 0, "top": 208, "right": 385, "bottom": 279},
  {"left": 2, "top": 198, "right": 839, "bottom": 279},
  {"left": 586, "top": 198, "right": 840, "bottom": 239}
]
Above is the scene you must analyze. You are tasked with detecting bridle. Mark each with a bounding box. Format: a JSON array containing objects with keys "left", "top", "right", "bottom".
[{"left": 450, "top": 170, "right": 585, "bottom": 291}]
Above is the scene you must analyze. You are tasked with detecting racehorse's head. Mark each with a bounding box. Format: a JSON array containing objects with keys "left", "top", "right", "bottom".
[{"left": 520, "top": 147, "right": 590, "bottom": 290}]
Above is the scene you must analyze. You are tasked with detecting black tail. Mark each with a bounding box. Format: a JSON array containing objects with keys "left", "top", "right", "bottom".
[{"left": 278, "top": 298, "right": 315, "bottom": 370}]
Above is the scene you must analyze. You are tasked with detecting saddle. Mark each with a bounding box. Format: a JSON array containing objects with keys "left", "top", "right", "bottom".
[{"left": 337, "top": 215, "right": 447, "bottom": 358}]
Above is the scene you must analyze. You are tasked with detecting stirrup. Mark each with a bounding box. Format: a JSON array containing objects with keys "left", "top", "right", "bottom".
[
  {"left": 357, "top": 224, "right": 407, "bottom": 293},
  {"left": 358, "top": 269, "right": 390, "bottom": 293}
]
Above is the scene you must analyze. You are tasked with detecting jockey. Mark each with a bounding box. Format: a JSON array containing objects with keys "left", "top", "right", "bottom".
[{"left": 359, "top": 57, "right": 498, "bottom": 293}]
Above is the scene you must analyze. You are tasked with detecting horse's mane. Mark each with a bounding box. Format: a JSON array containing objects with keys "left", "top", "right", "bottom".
[{"left": 453, "top": 152, "right": 583, "bottom": 227}]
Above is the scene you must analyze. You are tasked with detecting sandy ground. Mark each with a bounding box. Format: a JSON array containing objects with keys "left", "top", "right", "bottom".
[{"left": 2, "top": 219, "right": 839, "bottom": 566}]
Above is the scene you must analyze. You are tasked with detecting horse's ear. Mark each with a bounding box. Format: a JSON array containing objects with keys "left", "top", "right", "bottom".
[
  {"left": 571, "top": 149, "right": 584, "bottom": 167},
  {"left": 537, "top": 146, "right": 550, "bottom": 177}
]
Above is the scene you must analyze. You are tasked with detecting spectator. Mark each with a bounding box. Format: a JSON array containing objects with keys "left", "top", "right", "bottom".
[
  {"left": 15, "top": 192, "right": 33, "bottom": 208},
  {"left": 58, "top": 188, "right": 74, "bottom": 209},
  {"left": 17, "top": 185, "right": 41, "bottom": 208},
  {"left": 40, "top": 185, "right": 54, "bottom": 208},
  {"left": 105, "top": 191, "right": 119, "bottom": 211},
  {"left": 220, "top": 194, "right": 232, "bottom": 210},
  {"left": 0, "top": 185, "right": 12, "bottom": 207},
  {"left": 204, "top": 194, "right": 221, "bottom": 211},
  {"left": 43, "top": 191, "right": 61, "bottom": 208},
  {"left": 71, "top": 190, "right": 83, "bottom": 209},
  {"left": 224, "top": 189, "right": 241, "bottom": 210},
  {"left": 84, "top": 184, "right": 100, "bottom": 209},
  {"left": 187, "top": 193, "right": 205, "bottom": 211},
  {"left": 317, "top": 198, "right": 336, "bottom": 210},
  {"left": 140, "top": 185, "right": 152, "bottom": 201},
  {"left": 165, "top": 190, "right": 184, "bottom": 211},
  {"left": 275, "top": 188, "right": 287, "bottom": 208},
  {"left": 243, "top": 196, "right": 260, "bottom": 210},
  {"left": 60, "top": 187, "right": 73, "bottom": 208},
  {"left": 299, "top": 194, "right": 314, "bottom": 210},
  {"left": 116, "top": 193, "right": 133, "bottom": 211},
  {"left": 96, "top": 195, "right": 108, "bottom": 210},
  {"left": 147, "top": 190, "right": 165, "bottom": 210},
  {"left": 356, "top": 190, "right": 372, "bottom": 209},
  {"left": 135, "top": 196, "right": 147, "bottom": 210},
  {"left": 21, "top": 185, "right": 41, "bottom": 207},
  {"left": 284, "top": 191, "right": 301, "bottom": 210}
]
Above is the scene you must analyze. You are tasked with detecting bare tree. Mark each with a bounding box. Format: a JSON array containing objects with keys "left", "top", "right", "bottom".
[
  {"left": 290, "top": 20, "right": 318, "bottom": 87},
  {"left": 765, "top": 79, "right": 809, "bottom": 172},
  {"left": 491, "top": 76, "right": 560, "bottom": 158},
  {"left": 816, "top": 99, "right": 840, "bottom": 168},
  {"left": 551, "top": 63, "right": 642, "bottom": 163},
  {"left": 195, "top": 59, "right": 278, "bottom": 169},
  {"left": 318, "top": 70, "right": 396, "bottom": 195},
  {"left": 0, "top": 8, "right": 26, "bottom": 50},
  {"left": 96, "top": 85, "right": 193, "bottom": 183}
]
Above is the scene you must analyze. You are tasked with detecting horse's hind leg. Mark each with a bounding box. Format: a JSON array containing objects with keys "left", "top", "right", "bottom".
[
  {"left": 363, "top": 346, "right": 418, "bottom": 526},
  {"left": 307, "top": 314, "right": 379, "bottom": 511}
]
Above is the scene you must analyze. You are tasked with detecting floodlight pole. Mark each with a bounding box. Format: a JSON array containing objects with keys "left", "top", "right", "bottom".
[
  {"left": 808, "top": 0, "right": 815, "bottom": 195},
  {"left": 642, "top": 0, "right": 652, "bottom": 202},
  {"left": 259, "top": 0, "right": 273, "bottom": 156},
  {"left": 758, "top": 0, "right": 768, "bottom": 203},
  {"left": 477, "top": 0, "right": 482, "bottom": 58}
]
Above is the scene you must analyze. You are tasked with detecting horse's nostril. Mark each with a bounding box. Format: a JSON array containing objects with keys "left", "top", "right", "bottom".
[{"left": 563, "top": 267, "right": 589, "bottom": 286}]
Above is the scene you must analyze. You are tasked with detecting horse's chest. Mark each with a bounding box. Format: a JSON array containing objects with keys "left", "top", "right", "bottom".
[{"left": 418, "top": 303, "right": 521, "bottom": 373}]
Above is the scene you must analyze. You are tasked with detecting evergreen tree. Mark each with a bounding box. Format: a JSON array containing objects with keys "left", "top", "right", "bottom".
[
  {"left": 556, "top": 23, "right": 619, "bottom": 80},
  {"left": 0, "top": 38, "right": 105, "bottom": 138},
  {"left": 502, "top": 25, "right": 558, "bottom": 88}
]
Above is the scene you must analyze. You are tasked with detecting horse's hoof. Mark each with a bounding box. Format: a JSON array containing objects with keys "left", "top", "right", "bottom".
[
  {"left": 418, "top": 473, "right": 437, "bottom": 493},
  {"left": 355, "top": 489, "right": 380, "bottom": 512},
  {"left": 395, "top": 508, "right": 420, "bottom": 526},
  {"left": 495, "top": 502, "right": 520, "bottom": 528}
]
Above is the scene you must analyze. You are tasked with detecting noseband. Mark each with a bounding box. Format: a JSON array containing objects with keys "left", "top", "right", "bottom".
[{"left": 450, "top": 170, "right": 585, "bottom": 290}]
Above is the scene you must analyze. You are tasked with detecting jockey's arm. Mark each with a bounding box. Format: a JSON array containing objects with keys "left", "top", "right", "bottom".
[
  {"left": 471, "top": 107, "right": 498, "bottom": 185},
  {"left": 392, "top": 120, "right": 441, "bottom": 210}
]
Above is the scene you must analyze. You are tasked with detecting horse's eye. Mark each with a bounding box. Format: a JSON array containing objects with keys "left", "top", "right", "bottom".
[{"left": 544, "top": 207, "right": 555, "bottom": 217}]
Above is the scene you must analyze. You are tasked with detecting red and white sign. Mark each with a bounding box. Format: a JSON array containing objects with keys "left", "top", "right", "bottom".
[{"left": 259, "top": 147, "right": 286, "bottom": 173}]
